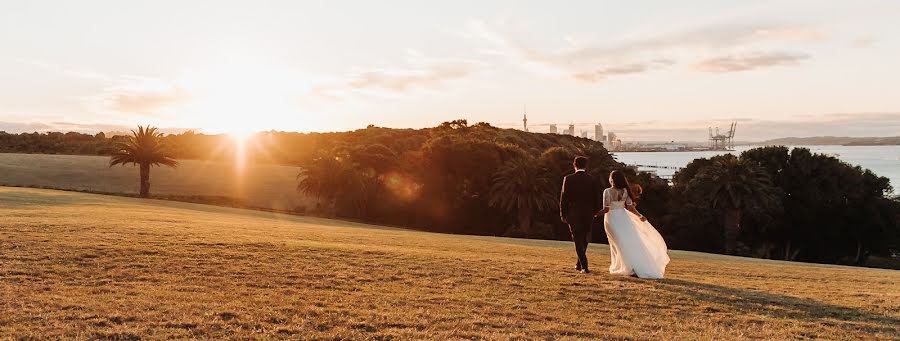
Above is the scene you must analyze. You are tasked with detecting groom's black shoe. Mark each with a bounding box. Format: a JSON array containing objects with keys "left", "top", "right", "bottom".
[
  {"left": 580, "top": 269, "right": 590, "bottom": 274},
  {"left": 576, "top": 263, "right": 582, "bottom": 271}
]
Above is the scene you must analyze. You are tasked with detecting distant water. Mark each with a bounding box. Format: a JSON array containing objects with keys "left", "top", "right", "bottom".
[{"left": 614, "top": 145, "right": 900, "bottom": 191}]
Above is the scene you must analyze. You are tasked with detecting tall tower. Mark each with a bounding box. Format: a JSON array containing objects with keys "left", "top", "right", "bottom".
[
  {"left": 567, "top": 123, "right": 575, "bottom": 136},
  {"left": 549, "top": 124, "right": 557, "bottom": 134},
  {"left": 522, "top": 105, "right": 528, "bottom": 132},
  {"left": 594, "top": 123, "right": 604, "bottom": 141}
]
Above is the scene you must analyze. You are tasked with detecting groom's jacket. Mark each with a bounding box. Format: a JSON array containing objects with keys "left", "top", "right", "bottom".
[{"left": 559, "top": 171, "right": 599, "bottom": 219}]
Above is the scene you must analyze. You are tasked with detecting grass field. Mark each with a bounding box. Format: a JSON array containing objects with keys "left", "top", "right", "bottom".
[
  {"left": 2, "top": 187, "right": 899, "bottom": 340},
  {"left": 0, "top": 153, "right": 313, "bottom": 211}
]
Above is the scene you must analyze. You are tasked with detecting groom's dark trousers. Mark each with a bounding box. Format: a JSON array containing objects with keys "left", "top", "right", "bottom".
[{"left": 559, "top": 171, "right": 599, "bottom": 271}]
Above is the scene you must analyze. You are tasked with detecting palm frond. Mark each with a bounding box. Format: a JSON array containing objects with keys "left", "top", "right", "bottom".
[{"left": 109, "top": 125, "right": 178, "bottom": 168}]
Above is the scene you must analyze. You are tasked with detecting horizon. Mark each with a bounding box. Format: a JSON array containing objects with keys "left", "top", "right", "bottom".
[
  {"left": 3, "top": 1, "right": 900, "bottom": 141},
  {"left": 3, "top": 118, "right": 900, "bottom": 144}
]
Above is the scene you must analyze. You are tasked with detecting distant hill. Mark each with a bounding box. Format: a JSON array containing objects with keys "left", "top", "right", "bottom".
[{"left": 757, "top": 136, "right": 900, "bottom": 146}]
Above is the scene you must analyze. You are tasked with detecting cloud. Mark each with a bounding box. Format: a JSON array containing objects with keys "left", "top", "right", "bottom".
[
  {"left": 468, "top": 19, "right": 823, "bottom": 82},
  {"left": 90, "top": 76, "right": 191, "bottom": 114},
  {"left": 849, "top": 36, "right": 876, "bottom": 48},
  {"left": 10, "top": 58, "right": 113, "bottom": 82},
  {"left": 0, "top": 121, "right": 53, "bottom": 133},
  {"left": 571, "top": 59, "right": 674, "bottom": 83},
  {"left": 693, "top": 52, "right": 810, "bottom": 72},
  {"left": 8, "top": 59, "right": 189, "bottom": 114},
  {"left": 567, "top": 23, "right": 823, "bottom": 60},
  {"left": 309, "top": 53, "right": 482, "bottom": 99},
  {"left": 346, "top": 60, "right": 476, "bottom": 92},
  {"left": 0, "top": 120, "right": 196, "bottom": 134}
]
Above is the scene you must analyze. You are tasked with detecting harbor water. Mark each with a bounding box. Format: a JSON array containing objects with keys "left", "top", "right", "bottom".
[{"left": 614, "top": 145, "right": 900, "bottom": 192}]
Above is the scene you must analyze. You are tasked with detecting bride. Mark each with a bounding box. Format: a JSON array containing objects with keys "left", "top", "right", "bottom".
[{"left": 598, "top": 171, "right": 670, "bottom": 279}]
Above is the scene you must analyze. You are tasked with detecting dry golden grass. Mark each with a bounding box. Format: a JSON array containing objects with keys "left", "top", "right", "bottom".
[
  {"left": 0, "top": 153, "right": 312, "bottom": 211},
  {"left": 1, "top": 187, "right": 898, "bottom": 340}
]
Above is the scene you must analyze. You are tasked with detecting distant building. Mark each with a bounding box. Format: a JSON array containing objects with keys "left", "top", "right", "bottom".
[
  {"left": 580, "top": 130, "right": 588, "bottom": 138},
  {"left": 594, "top": 124, "right": 604, "bottom": 141},
  {"left": 549, "top": 124, "right": 557, "bottom": 134},
  {"left": 607, "top": 132, "right": 617, "bottom": 144},
  {"left": 567, "top": 124, "right": 575, "bottom": 136},
  {"left": 610, "top": 139, "right": 623, "bottom": 150},
  {"left": 523, "top": 113, "right": 528, "bottom": 132}
]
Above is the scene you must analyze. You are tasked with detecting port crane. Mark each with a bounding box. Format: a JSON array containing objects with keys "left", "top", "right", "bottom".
[{"left": 708, "top": 122, "right": 737, "bottom": 150}]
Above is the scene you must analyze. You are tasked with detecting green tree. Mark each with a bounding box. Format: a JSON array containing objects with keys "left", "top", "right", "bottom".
[
  {"left": 685, "top": 155, "right": 781, "bottom": 254},
  {"left": 109, "top": 126, "right": 178, "bottom": 198},
  {"left": 488, "top": 157, "right": 557, "bottom": 235}
]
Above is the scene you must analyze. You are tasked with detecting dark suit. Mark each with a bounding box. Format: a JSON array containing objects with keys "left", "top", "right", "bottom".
[{"left": 559, "top": 170, "right": 599, "bottom": 271}]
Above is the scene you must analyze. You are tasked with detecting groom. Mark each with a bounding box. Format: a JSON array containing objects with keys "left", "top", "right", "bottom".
[{"left": 559, "top": 156, "right": 599, "bottom": 273}]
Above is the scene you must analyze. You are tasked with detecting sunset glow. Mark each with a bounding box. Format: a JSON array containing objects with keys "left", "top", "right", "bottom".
[
  {"left": 162, "top": 56, "right": 317, "bottom": 135},
  {"left": 1, "top": 1, "right": 899, "bottom": 140},
  {"left": 1, "top": 2, "right": 899, "bottom": 339}
]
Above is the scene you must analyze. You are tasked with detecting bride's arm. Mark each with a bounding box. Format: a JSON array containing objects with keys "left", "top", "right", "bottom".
[
  {"left": 625, "top": 204, "right": 647, "bottom": 221},
  {"left": 596, "top": 188, "right": 611, "bottom": 216}
]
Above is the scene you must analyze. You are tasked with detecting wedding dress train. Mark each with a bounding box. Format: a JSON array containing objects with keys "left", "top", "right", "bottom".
[{"left": 603, "top": 188, "right": 669, "bottom": 279}]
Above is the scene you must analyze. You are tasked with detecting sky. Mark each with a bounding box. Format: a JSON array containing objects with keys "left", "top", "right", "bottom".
[{"left": 1, "top": 0, "right": 899, "bottom": 142}]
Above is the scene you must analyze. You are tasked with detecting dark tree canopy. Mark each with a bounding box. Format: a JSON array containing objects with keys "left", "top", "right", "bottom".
[{"left": 3, "top": 125, "right": 898, "bottom": 267}]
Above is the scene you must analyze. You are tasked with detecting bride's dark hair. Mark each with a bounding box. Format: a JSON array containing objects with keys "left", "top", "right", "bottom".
[{"left": 609, "top": 170, "right": 635, "bottom": 203}]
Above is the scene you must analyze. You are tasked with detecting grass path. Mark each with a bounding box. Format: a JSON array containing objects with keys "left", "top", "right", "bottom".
[{"left": 1, "top": 187, "right": 898, "bottom": 340}]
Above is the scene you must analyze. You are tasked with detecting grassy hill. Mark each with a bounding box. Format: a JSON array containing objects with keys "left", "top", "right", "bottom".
[
  {"left": 1, "top": 187, "right": 898, "bottom": 340},
  {"left": 0, "top": 153, "right": 313, "bottom": 212}
]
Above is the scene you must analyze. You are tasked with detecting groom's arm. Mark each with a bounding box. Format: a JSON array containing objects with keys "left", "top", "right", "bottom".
[{"left": 559, "top": 176, "right": 569, "bottom": 222}]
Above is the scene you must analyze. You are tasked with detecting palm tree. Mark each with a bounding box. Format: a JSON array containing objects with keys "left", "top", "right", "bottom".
[
  {"left": 297, "top": 155, "right": 343, "bottom": 213},
  {"left": 109, "top": 126, "right": 177, "bottom": 198},
  {"left": 686, "top": 155, "right": 780, "bottom": 255},
  {"left": 297, "top": 153, "right": 372, "bottom": 216},
  {"left": 488, "top": 157, "right": 557, "bottom": 235}
]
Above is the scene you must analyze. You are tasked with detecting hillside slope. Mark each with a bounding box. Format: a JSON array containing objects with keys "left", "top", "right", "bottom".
[
  {"left": 1, "top": 187, "right": 898, "bottom": 339},
  {"left": 0, "top": 153, "right": 312, "bottom": 211}
]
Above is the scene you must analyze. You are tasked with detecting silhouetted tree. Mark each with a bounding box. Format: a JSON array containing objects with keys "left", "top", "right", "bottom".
[
  {"left": 297, "top": 154, "right": 346, "bottom": 215},
  {"left": 488, "top": 157, "right": 557, "bottom": 235},
  {"left": 685, "top": 155, "right": 781, "bottom": 254},
  {"left": 109, "top": 126, "right": 177, "bottom": 197}
]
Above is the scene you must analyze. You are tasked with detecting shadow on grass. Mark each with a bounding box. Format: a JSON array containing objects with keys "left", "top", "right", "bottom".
[{"left": 645, "top": 278, "right": 899, "bottom": 334}]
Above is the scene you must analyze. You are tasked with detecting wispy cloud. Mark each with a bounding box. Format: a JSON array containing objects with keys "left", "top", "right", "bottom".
[
  {"left": 10, "top": 58, "right": 113, "bottom": 82},
  {"left": 0, "top": 120, "right": 196, "bottom": 134},
  {"left": 0, "top": 121, "right": 53, "bottom": 133},
  {"left": 849, "top": 36, "right": 876, "bottom": 48},
  {"left": 571, "top": 59, "right": 674, "bottom": 82},
  {"left": 693, "top": 52, "right": 810, "bottom": 73},
  {"left": 88, "top": 76, "right": 191, "bottom": 115},
  {"left": 310, "top": 52, "right": 482, "bottom": 99},
  {"left": 10, "top": 58, "right": 190, "bottom": 115},
  {"left": 468, "top": 19, "right": 824, "bottom": 82}
]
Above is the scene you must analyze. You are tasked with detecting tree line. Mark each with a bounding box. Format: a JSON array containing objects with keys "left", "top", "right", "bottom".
[{"left": 2, "top": 122, "right": 898, "bottom": 266}]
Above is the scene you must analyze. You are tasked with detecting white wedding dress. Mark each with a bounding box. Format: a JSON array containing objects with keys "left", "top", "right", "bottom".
[{"left": 603, "top": 188, "right": 670, "bottom": 279}]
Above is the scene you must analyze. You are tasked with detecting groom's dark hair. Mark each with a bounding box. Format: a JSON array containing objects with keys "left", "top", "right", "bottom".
[{"left": 573, "top": 156, "right": 588, "bottom": 169}]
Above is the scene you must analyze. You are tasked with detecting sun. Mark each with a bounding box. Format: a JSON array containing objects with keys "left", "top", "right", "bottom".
[
  {"left": 227, "top": 127, "right": 255, "bottom": 142},
  {"left": 167, "top": 54, "right": 323, "bottom": 135}
]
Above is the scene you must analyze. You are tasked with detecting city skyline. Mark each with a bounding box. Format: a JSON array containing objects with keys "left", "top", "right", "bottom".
[{"left": 2, "top": 0, "right": 900, "bottom": 141}]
